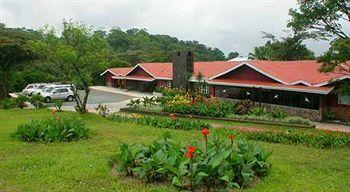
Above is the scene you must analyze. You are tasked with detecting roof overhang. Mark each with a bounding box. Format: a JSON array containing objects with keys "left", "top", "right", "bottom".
[
  {"left": 313, "top": 75, "right": 350, "bottom": 87},
  {"left": 112, "top": 76, "right": 155, "bottom": 82},
  {"left": 209, "top": 62, "right": 287, "bottom": 85},
  {"left": 100, "top": 69, "right": 118, "bottom": 76},
  {"left": 208, "top": 81, "right": 333, "bottom": 95},
  {"left": 124, "top": 64, "right": 157, "bottom": 78}
]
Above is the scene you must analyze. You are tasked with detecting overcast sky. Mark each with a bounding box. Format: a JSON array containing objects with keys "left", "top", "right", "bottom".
[{"left": 1, "top": 0, "right": 343, "bottom": 56}]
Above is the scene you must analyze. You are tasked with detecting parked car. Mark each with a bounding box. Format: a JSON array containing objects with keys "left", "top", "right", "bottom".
[
  {"left": 32, "top": 83, "right": 54, "bottom": 95},
  {"left": 41, "top": 87, "right": 75, "bottom": 103},
  {"left": 22, "top": 83, "right": 46, "bottom": 96},
  {"left": 37, "top": 84, "right": 75, "bottom": 95}
]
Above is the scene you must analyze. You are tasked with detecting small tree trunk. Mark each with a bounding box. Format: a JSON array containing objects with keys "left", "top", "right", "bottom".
[{"left": 82, "top": 87, "right": 90, "bottom": 113}]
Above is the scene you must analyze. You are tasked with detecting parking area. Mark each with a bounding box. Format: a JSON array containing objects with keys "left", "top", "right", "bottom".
[{"left": 46, "top": 89, "right": 132, "bottom": 107}]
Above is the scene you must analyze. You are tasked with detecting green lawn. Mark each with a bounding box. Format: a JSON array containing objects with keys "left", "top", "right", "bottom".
[{"left": 0, "top": 109, "right": 349, "bottom": 192}]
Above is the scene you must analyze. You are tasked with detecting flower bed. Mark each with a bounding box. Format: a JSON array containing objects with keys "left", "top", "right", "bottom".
[
  {"left": 119, "top": 107, "right": 315, "bottom": 128},
  {"left": 110, "top": 129, "right": 271, "bottom": 190},
  {"left": 107, "top": 113, "right": 211, "bottom": 130},
  {"left": 126, "top": 92, "right": 313, "bottom": 127},
  {"left": 13, "top": 110, "right": 90, "bottom": 142},
  {"left": 238, "top": 129, "right": 350, "bottom": 148}
]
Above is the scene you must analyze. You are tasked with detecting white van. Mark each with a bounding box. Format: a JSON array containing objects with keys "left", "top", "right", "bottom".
[{"left": 22, "top": 83, "right": 46, "bottom": 96}]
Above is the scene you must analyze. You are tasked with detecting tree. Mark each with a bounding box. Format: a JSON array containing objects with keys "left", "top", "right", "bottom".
[
  {"left": 288, "top": 0, "right": 350, "bottom": 71},
  {"left": 249, "top": 32, "right": 315, "bottom": 61},
  {"left": 29, "top": 20, "right": 111, "bottom": 113},
  {"left": 227, "top": 51, "right": 239, "bottom": 60},
  {"left": 0, "top": 24, "right": 35, "bottom": 98}
]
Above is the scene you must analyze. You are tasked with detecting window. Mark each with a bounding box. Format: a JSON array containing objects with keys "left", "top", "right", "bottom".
[
  {"left": 60, "top": 88, "right": 68, "bottom": 93},
  {"left": 338, "top": 94, "right": 350, "bottom": 105},
  {"left": 166, "top": 81, "right": 171, "bottom": 88},
  {"left": 200, "top": 84, "right": 209, "bottom": 94}
]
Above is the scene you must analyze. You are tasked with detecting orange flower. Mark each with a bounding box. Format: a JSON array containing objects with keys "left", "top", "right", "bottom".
[
  {"left": 185, "top": 146, "right": 196, "bottom": 159},
  {"left": 51, "top": 109, "right": 56, "bottom": 116},
  {"left": 201, "top": 128, "right": 210, "bottom": 136},
  {"left": 229, "top": 134, "right": 235, "bottom": 141}
]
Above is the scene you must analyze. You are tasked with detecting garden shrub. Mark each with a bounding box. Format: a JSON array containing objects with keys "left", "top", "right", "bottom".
[
  {"left": 0, "top": 98, "right": 14, "bottom": 109},
  {"left": 112, "top": 130, "right": 271, "bottom": 190},
  {"left": 13, "top": 95, "right": 28, "bottom": 109},
  {"left": 250, "top": 107, "right": 268, "bottom": 116},
  {"left": 234, "top": 100, "right": 252, "bottom": 115},
  {"left": 108, "top": 113, "right": 211, "bottom": 130},
  {"left": 284, "top": 116, "right": 312, "bottom": 126},
  {"left": 53, "top": 99, "right": 64, "bottom": 111},
  {"left": 323, "top": 110, "right": 336, "bottom": 120},
  {"left": 239, "top": 129, "right": 350, "bottom": 148},
  {"left": 14, "top": 112, "right": 89, "bottom": 142},
  {"left": 29, "top": 95, "right": 46, "bottom": 109},
  {"left": 95, "top": 103, "right": 110, "bottom": 117},
  {"left": 268, "top": 108, "right": 287, "bottom": 119}
]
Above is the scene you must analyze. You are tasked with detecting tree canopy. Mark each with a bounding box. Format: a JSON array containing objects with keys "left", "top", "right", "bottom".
[
  {"left": 288, "top": 0, "right": 350, "bottom": 72},
  {"left": 249, "top": 32, "right": 315, "bottom": 61}
]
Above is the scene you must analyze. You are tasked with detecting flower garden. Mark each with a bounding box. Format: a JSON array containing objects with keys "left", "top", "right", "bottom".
[
  {"left": 0, "top": 109, "right": 350, "bottom": 191},
  {"left": 124, "top": 87, "right": 313, "bottom": 127}
]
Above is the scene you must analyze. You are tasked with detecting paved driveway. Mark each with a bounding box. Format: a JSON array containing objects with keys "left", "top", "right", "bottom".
[{"left": 46, "top": 89, "right": 132, "bottom": 107}]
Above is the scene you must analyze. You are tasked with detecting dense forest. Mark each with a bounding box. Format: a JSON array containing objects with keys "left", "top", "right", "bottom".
[{"left": 0, "top": 24, "right": 227, "bottom": 95}]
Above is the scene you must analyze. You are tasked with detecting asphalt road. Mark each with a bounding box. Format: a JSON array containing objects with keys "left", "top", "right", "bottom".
[{"left": 46, "top": 89, "right": 132, "bottom": 107}]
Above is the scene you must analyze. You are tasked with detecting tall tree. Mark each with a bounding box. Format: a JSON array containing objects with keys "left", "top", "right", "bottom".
[
  {"left": 249, "top": 32, "right": 315, "bottom": 61},
  {"left": 0, "top": 24, "right": 35, "bottom": 98},
  {"left": 288, "top": 0, "right": 350, "bottom": 72},
  {"left": 29, "top": 20, "right": 111, "bottom": 113},
  {"left": 227, "top": 51, "right": 239, "bottom": 60}
]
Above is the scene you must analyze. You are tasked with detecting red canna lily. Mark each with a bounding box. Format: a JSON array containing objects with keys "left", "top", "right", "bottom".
[
  {"left": 185, "top": 146, "right": 196, "bottom": 159},
  {"left": 229, "top": 134, "right": 235, "bottom": 140},
  {"left": 201, "top": 128, "right": 210, "bottom": 136}
]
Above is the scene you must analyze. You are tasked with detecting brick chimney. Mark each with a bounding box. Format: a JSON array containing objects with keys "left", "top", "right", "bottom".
[{"left": 172, "top": 51, "right": 194, "bottom": 90}]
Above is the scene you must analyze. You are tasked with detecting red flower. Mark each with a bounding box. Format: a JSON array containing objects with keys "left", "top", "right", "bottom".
[
  {"left": 201, "top": 128, "right": 210, "bottom": 136},
  {"left": 185, "top": 146, "right": 196, "bottom": 159},
  {"left": 229, "top": 134, "right": 235, "bottom": 140}
]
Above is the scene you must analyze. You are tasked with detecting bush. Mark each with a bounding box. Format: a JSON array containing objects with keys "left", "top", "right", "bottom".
[
  {"left": 323, "top": 110, "right": 336, "bottom": 120},
  {"left": 108, "top": 113, "right": 211, "bottom": 130},
  {"left": 239, "top": 129, "right": 350, "bottom": 148},
  {"left": 13, "top": 95, "right": 28, "bottom": 109},
  {"left": 112, "top": 130, "right": 271, "bottom": 190},
  {"left": 284, "top": 116, "right": 312, "bottom": 126},
  {"left": 53, "top": 100, "right": 64, "bottom": 111},
  {"left": 268, "top": 108, "right": 287, "bottom": 119},
  {"left": 13, "top": 114, "right": 89, "bottom": 142},
  {"left": 95, "top": 103, "right": 110, "bottom": 117},
  {"left": 163, "top": 97, "right": 235, "bottom": 118},
  {"left": 29, "top": 95, "right": 46, "bottom": 109},
  {"left": 0, "top": 98, "right": 14, "bottom": 109},
  {"left": 234, "top": 100, "right": 252, "bottom": 115},
  {"left": 250, "top": 107, "right": 268, "bottom": 116}
]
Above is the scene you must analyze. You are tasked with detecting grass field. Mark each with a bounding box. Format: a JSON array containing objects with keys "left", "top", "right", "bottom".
[{"left": 0, "top": 109, "right": 349, "bottom": 192}]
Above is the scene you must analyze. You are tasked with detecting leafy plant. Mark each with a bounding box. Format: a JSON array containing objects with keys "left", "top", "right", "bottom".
[
  {"left": 13, "top": 94, "right": 28, "bottom": 109},
  {"left": 13, "top": 112, "right": 90, "bottom": 142},
  {"left": 0, "top": 98, "right": 14, "bottom": 109},
  {"left": 323, "top": 110, "right": 336, "bottom": 121},
  {"left": 250, "top": 107, "right": 268, "bottom": 116},
  {"left": 95, "top": 103, "right": 110, "bottom": 117},
  {"left": 108, "top": 113, "right": 211, "bottom": 130},
  {"left": 234, "top": 100, "right": 252, "bottom": 115},
  {"left": 28, "top": 95, "right": 46, "bottom": 109},
  {"left": 112, "top": 130, "right": 271, "bottom": 190},
  {"left": 268, "top": 108, "right": 287, "bottom": 119},
  {"left": 53, "top": 99, "right": 64, "bottom": 111}
]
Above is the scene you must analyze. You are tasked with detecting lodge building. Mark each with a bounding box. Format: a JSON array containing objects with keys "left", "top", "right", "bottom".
[{"left": 100, "top": 52, "right": 350, "bottom": 121}]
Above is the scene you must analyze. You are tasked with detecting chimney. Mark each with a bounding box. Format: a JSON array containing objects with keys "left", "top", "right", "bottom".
[{"left": 172, "top": 51, "right": 194, "bottom": 90}]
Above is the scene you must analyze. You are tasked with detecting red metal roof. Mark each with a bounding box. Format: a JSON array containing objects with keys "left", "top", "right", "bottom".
[
  {"left": 102, "top": 60, "right": 350, "bottom": 94},
  {"left": 108, "top": 67, "right": 133, "bottom": 76}
]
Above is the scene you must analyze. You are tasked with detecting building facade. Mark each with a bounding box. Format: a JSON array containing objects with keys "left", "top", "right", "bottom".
[{"left": 101, "top": 58, "right": 350, "bottom": 121}]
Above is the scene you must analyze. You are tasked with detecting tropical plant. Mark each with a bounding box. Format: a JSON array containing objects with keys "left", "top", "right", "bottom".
[
  {"left": 112, "top": 130, "right": 271, "bottom": 190},
  {"left": 13, "top": 94, "right": 28, "bottom": 109},
  {"left": 95, "top": 103, "right": 110, "bottom": 117},
  {"left": 28, "top": 94, "right": 46, "bottom": 109},
  {"left": 234, "top": 100, "right": 252, "bottom": 115},
  {"left": 53, "top": 99, "right": 64, "bottom": 111},
  {"left": 13, "top": 110, "right": 90, "bottom": 142}
]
